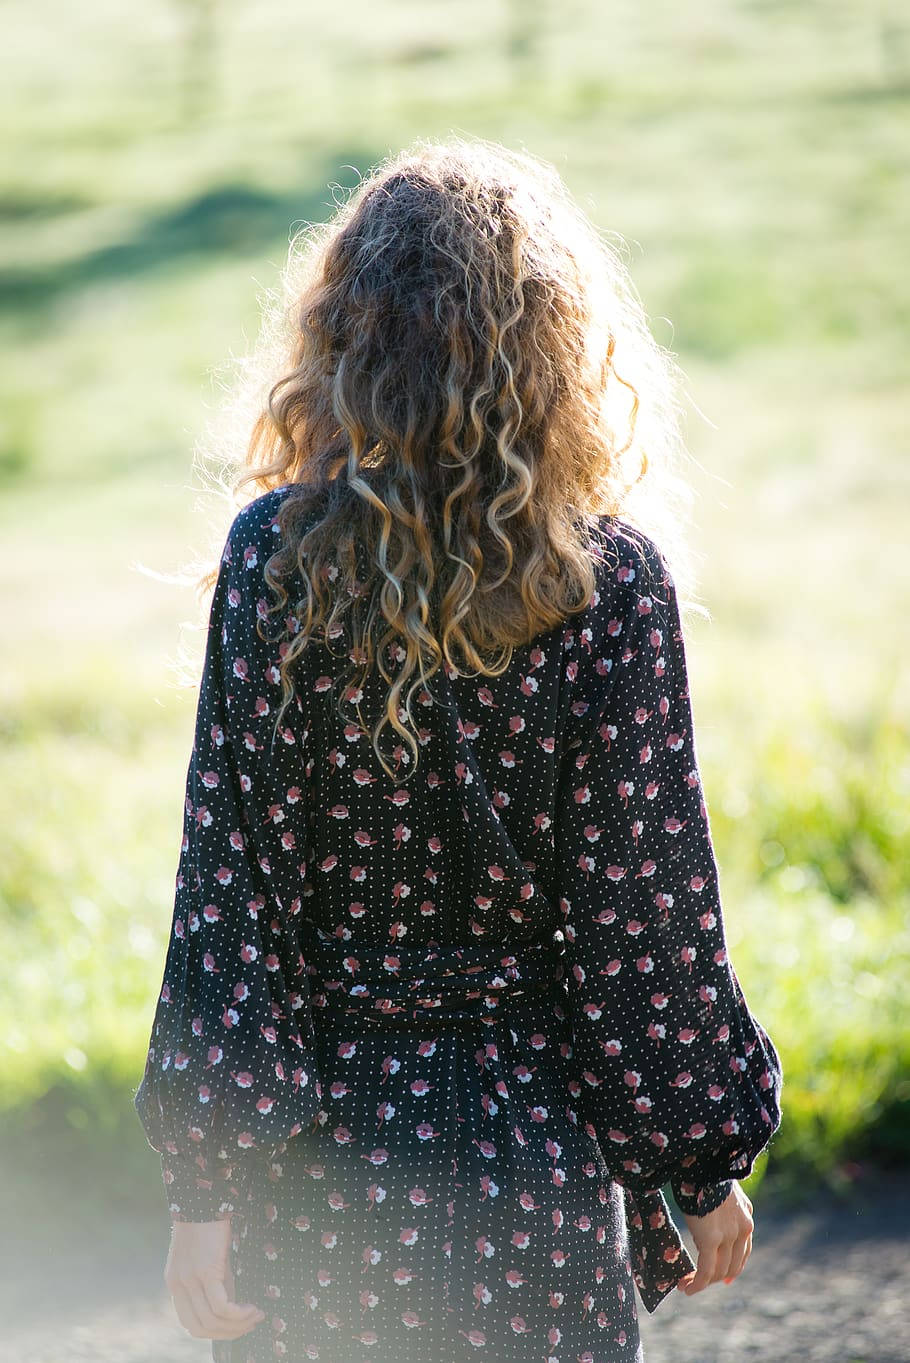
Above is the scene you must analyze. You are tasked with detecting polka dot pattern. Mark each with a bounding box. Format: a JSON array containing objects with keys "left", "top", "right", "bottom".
[{"left": 134, "top": 486, "right": 783, "bottom": 1361}]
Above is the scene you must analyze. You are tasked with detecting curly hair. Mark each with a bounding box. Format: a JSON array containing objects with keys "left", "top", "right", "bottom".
[{"left": 193, "top": 134, "right": 700, "bottom": 780}]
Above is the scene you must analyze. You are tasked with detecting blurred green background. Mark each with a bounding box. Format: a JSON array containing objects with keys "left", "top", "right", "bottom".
[{"left": 1, "top": 0, "right": 908, "bottom": 1232}]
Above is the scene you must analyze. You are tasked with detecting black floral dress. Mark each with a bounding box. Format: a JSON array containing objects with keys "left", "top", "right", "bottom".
[{"left": 133, "top": 485, "right": 783, "bottom": 1363}]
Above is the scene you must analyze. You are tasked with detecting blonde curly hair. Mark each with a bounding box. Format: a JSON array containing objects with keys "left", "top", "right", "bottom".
[{"left": 195, "top": 134, "right": 700, "bottom": 779}]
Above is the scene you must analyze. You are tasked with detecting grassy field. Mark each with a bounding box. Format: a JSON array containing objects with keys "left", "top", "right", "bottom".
[{"left": 1, "top": 0, "right": 908, "bottom": 1212}]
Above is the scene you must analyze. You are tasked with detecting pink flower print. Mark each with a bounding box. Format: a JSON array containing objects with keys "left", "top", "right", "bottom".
[
  {"left": 576, "top": 852, "right": 595, "bottom": 878},
  {"left": 459, "top": 1329, "right": 487, "bottom": 1347},
  {"left": 376, "top": 1102, "right": 395, "bottom": 1128},
  {"left": 480, "top": 1093, "right": 498, "bottom": 1119},
  {"left": 199, "top": 765, "right": 221, "bottom": 797},
  {"left": 479, "top": 1174, "right": 499, "bottom": 1200},
  {"left": 230, "top": 655, "right": 249, "bottom": 683},
  {"left": 698, "top": 984, "right": 718, "bottom": 1011}
]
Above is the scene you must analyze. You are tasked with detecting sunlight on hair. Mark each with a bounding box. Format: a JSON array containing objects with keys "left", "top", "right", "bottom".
[{"left": 190, "top": 134, "right": 701, "bottom": 779}]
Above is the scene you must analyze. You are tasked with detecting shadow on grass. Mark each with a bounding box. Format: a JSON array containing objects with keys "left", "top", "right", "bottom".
[{"left": 0, "top": 146, "right": 381, "bottom": 316}]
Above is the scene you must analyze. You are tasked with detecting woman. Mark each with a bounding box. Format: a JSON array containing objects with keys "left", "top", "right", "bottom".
[{"left": 134, "top": 135, "right": 783, "bottom": 1363}]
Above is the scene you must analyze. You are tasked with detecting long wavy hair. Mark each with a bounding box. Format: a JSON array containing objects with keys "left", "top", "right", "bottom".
[{"left": 191, "top": 134, "right": 702, "bottom": 780}]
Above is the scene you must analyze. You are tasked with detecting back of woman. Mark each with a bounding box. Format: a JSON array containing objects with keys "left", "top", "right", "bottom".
[{"left": 133, "top": 135, "right": 783, "bottom": 1363}]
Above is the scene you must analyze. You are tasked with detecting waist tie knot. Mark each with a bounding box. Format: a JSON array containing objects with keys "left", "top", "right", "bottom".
[{"left": 301, "top": 922, "right": 567, "bottom": 1029}]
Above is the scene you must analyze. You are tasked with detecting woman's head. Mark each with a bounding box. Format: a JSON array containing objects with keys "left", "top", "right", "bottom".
[{"left": 200, "top": 134, "right": 697, "bottom": 778}]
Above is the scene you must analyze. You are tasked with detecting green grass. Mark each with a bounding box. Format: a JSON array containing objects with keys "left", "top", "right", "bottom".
[{"left": 1, "top": 0, "right": 908, "bottom": 1208}]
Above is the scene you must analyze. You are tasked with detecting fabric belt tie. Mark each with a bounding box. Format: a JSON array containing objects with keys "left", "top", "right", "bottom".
[
  {"left": 301, "top": 922, "right": 567, "bottom": 1029},
  {"left": 298, "top": 920, "right": 695, "bottom": 1312}
]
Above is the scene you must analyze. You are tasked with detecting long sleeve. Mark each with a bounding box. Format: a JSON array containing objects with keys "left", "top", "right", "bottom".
[
  {"left": 555, "top": 523, "right": 783, "bottom": 1222},
  {"left": 132, "top": 506, "right": 324, "bottom": 1222}
]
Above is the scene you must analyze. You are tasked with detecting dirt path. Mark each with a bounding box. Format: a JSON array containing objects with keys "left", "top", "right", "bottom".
[
  {"left": 3, "top": 1167, "right": 907, "bottom": 1362},
  {"left": 638, "top": 1166, "right": 909, "bottom": 1363}
]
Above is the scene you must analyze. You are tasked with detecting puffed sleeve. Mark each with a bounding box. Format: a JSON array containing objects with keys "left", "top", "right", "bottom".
[
  {"left": 555, "top": 523, "right": 783, "bottom": 1219},
  {"left": 132, "top": 506, "right": 324, "bottom": 1223}
]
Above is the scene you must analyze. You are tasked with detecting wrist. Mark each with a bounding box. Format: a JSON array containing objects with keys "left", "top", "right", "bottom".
[{"left": 670, "top": 1176, "right": 734, "bottom": 1217}]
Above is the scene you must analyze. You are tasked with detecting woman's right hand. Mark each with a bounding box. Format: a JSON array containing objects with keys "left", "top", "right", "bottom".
[
  {"left": 676, "top": 1183, "right": 754, "bottom": 1296},
  {"left": 164, "top": 1219, "right": 266, "bottom": 1340}
]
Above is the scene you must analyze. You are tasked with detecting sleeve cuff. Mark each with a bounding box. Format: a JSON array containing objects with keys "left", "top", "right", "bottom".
[
  {"left": 159, "top": 1150, "right": 248, "bottom": 1223},
  {"left": 669, "top": 1175, "right": 735, "bottom": 1217}
]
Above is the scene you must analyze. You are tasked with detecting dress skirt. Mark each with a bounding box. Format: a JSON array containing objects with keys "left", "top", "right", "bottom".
[{"left": 213, "top": 990, "right": 644, "bottom": 1363}]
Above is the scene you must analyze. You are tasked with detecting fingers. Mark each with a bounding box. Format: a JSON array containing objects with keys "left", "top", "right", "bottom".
[
  {"left": 169, "top": 1276, "right": 265, "bottom": 1340},
  {"left": 202, "top": 1272, "right": 265, "bottom": 1325},
  {"left": 188, "top": 1278, "right": 240, "bottom": 1340},
  {"left": 171, "top": 1284, "right": 209, "bottom": 1339},
  {"left": 724, "top": 1230, "right": 753, "bottom": 1284},
  {"left": 715, "top": 1238, "right": 738, "bottom": 1284},
  {"left": 678, "top": 1184, "right": 755, "bottom": 1297},
  {"left": 680, "top": 1226, "right": 754, "bottom": 1295},
  {"left": 163, "top": 1219, "right": 266, "bottom": 1341},
  {"left": 679, "top": 1236, "right": 722, "bottom": 1295}
]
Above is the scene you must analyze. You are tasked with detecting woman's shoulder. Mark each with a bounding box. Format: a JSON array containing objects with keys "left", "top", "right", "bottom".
[
  {"left": 227, "top": 484, "right": 298, "bottom": 543},
  {"left": 587, "top": 512, "right": 672, "bottom": 608},
  {"left": 220, "top": 485, "right": 316, "bottom": 578}
]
